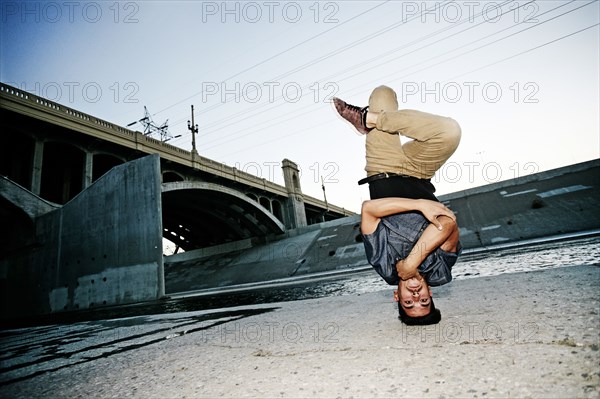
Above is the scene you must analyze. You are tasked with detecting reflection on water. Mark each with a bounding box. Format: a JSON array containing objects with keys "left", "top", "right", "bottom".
[
  {"left": 453, "top": 235, "right": 600, "bottom": 279},
  {"left": 120, "top": 235, "right": 600, "bottom": 318},
  {"left": 167, "top": 235, "right": 600, "bottom": 312}
]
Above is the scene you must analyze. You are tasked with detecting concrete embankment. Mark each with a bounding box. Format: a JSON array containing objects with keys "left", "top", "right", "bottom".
[
  {"left": 439, "top": 159, "right": 600, "bottom": 248},
  {"left": 1, "top": 265, "right": 598, "bottom": 398}
]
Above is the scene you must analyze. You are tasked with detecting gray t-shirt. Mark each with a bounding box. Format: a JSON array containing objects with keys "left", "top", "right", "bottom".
[{"left": 362, "top": 211, "right": 461, "bottom": 286}]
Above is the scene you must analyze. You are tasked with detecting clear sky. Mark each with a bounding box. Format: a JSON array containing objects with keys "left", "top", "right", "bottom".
[{"left": 2, "top": 0, "right": 599, "bottom": 213}]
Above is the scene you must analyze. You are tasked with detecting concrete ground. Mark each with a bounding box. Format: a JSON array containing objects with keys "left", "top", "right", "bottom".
[{"left": 1, "top": 265, "right": 599, "bottom": 398}]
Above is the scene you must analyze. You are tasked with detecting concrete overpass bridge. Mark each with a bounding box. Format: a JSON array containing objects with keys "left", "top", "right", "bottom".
[
  {"left": 0, "top": 82, "right": 354, "bottom": 322},
  {"left": 0, "top": 83, "right": 353, "bottom": 251}
]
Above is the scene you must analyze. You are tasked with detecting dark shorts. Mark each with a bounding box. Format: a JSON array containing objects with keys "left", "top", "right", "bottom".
[{"left": 368, "top": 176, "right": 438, "bottom": 201}]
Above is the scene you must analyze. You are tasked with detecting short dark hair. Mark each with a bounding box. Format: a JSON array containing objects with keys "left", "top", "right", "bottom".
[{"left": 398, "top": 298, "right": 441, "bottom": 325}]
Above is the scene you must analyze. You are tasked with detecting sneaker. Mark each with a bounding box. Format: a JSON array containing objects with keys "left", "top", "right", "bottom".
[{"left": 333, "top": 97, "right": 371, "bottom": 135}]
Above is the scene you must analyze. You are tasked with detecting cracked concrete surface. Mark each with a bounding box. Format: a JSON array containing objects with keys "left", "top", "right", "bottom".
[{"left": 1, "top": 265, "right": 598, "bottom": 398}]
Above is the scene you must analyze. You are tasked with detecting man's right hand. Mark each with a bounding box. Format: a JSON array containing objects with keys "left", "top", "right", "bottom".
[
  {"left": 396, "top": 258, "right": 418, "bottom": 281},
  {"left": 417, "top": 199, "right": 456, "bottom": 230}
]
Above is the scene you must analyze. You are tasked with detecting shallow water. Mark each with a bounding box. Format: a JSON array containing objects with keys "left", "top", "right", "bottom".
[
  {"left": 5, "top": 235, "right": 600, "bottom": 326},
  {"left": 265, "top": 235, "right": 600, "bottom": 297},
  {"left": 454, "top": 235, "right": 600, "bottom": 279},
  {"left": 152, "top": 235, "right": 600, "bottom": 316}
]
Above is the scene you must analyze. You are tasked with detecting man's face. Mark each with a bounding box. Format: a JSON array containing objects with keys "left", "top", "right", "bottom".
[{"left": 394, "top": 273, "right": 433, "bottom": 317}]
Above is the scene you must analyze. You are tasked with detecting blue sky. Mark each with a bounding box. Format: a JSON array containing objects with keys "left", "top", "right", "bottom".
[{"left": 1, "top": 0, "right": 599, "bottom": 213}]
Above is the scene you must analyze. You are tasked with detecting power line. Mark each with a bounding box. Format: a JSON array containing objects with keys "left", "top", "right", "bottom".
[
  {"left": 212, "top": 113, "right": 339, "bottom": 159},
  {"left": 446, "top": 22, "right": 599, "bottom": 81},
  {"left": 328, "top": 0, "right": 583, "bottom": 98},
  {"left": 214, "top": 22, "right": 599, "bottom": 159},
  {"left": 180, "top": 0, "right": 584, "bottom": 149},
  {"left": 163, "top": 0, "right": 456, "bottom": 132},
  {"left": 169, "top": 0, "right": 498, "bottom": 141},
  {"left": 150, "top": 1, "right": 391, "bottom": 118},
  {"left": 169, "top": 1, "right": 597, "bottom": 152},
  {"left": 358, "top": 0, "right": 593, "bottom": 91},
  {"left": 199, "top": 0, "right": 509, "bottom": 128},
  {"left": 222, "top": 1, "right": 458, "bottom": 104}
]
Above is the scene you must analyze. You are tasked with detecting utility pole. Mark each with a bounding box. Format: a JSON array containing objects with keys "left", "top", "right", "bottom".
[
  {"left": 321, "top": 176, "right": 329, "bottom": 210},
  {"left": 187, "top": 105, "right": 198, "bottom": 154}
]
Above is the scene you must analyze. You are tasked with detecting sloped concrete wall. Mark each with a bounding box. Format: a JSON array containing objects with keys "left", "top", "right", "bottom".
[
  {"left": 0, "top": 155, "right": 164, "bottom": 321},
  {"left": 164, "top": 215, "right": 366, "bottom": 294},
  {"left": 440, "top": 159, "right": 600, "bottom": 248}
]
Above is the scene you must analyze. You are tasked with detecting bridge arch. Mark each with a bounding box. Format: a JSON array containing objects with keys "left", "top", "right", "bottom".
[
  {"left": 41, "top": 140, "right": 85, "bottom": 204},
  {"left": 161, "top": 181, "right": 286, "bottom": 251},
  {"left": 162, "top": 170, "right": 185, "bottom": 183}
]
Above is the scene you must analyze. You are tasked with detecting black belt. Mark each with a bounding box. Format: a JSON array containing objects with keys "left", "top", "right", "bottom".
[{"left": 358, "top": 172, "right": 411, "bottom": 185}]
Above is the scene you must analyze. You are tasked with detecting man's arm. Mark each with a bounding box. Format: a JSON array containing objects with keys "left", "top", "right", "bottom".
[
  {"left": 360, "top": 198, "right": 456, "bottom": 234},
  {"left": 396, "top": 216, "right": 459, "bottom": 280}
]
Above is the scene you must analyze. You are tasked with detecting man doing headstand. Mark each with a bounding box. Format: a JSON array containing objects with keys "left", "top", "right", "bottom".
[{"left": 333, "top": 86, "right": 462, "bottom": 325}]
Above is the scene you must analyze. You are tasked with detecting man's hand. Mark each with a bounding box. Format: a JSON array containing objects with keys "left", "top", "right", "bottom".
[
  {"left": 396, "top": 258, "right": 418, "bottom": 281},
  {"left": 417, "top": 199, "right": 456, "bottom": 230}
]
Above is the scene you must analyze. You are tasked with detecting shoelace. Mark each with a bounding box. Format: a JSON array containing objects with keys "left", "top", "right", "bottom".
[{"left": 345, "top": 103, "right": 368, "bottom": 128}]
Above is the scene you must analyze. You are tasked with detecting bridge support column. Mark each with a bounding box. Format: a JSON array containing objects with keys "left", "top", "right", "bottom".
[
  {"left": 281, "top": 159, "right": 307, "bottom": 229},
  {"left": 84, "top": 152, "right": 93, "bottom": 188},
  {"left": 31, "top": 140, "right": 43, "bottom": 195}
]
